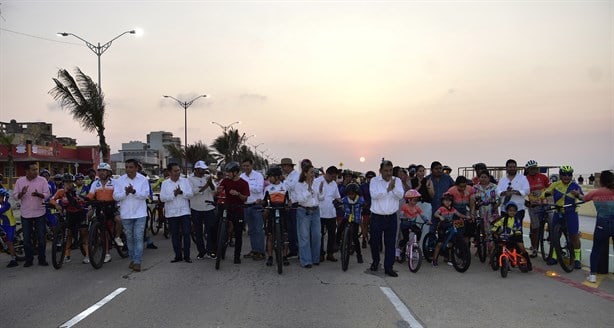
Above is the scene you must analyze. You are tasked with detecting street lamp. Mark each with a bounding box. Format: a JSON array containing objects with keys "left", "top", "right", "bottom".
[
  {"left": 241, "top": 134, "right": 255, "bottom": 144},
  {"left": 57, "top": 30, "right": 137, "bottom": 93},
  {"left": 163, "top": 94, "right": 208, "bottom": 174},
  {"left": 211, "top": 121, "right": 240, "bottom": 132}
]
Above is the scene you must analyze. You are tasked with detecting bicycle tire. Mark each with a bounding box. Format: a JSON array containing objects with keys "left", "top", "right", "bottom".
[
  {"left": 407, "top": 241, "right": 422, "bottom": 273},
  {"left": 163, "top": 220, "right": 170, "bottom": 239},
  {"left": 215, "top": 218, "right": 227, "bottom": 270},
  {"left": 88, "top": 221, "right": 105, "bottom": 269},
  {"left": 500, "top": 256, "right": 509, "bottom": 278},
  {"left": 553, "top": 224, "right": 574, "bottom": 273},
  {"left": 274, "top": 219, "right": 283, "bottom": 274},
  {"left": 51, "top": 225, "right": 66, "bottom": 270},
  {"left": 451, "top": 238, "right": 471, "bottom": 273},
  {"left": 539, "top": 219, "right": 552, "bottom": 262},
  {"left": 341, "top": 225, "right": 351, "bottom": 271},
  {"left": 149, "top": 208, "right": 160, "bottom": 235},
  {"left": 13, "top": 228, "right": 26, "bottom": 261},
  {"left": 116, "top": 232, "right": 129, "bottom": 258},
  {"left": 476, "top": 224, "right": 487, "bottom": 263},
  {"left": 491, "top": 247, "right": 500, "bottom": 271},
  {"left": 422, "top": 232, "right": 437, "bottom": 262}
]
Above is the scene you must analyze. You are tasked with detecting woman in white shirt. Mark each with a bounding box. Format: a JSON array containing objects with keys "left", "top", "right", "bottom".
[{"left": 295, "top": 164, "right": 324, "bottom": 268}]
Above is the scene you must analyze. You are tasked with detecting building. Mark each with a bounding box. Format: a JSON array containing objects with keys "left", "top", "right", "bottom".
[
  {"left": 110, "top": 131, "right": 181, "bottom": 175},
  {"left": 147, "top": 131, "right": 181, "bottom": 169}
]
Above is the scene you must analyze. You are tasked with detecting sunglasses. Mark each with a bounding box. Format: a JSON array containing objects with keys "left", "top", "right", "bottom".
[{"left": 560, "top": 173, "right": 573, "bottom": 177}]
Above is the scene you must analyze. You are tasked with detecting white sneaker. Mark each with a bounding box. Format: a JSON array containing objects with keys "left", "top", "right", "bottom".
[
  {"left": 63, "top": 256, "right": 71, "bottom": 263},
  {"left": 587, "top": 274, "right": 597, "bottom": 283},
  {"left": 82, "top": 257, "right": 90, "bottom": 264},
  {"left": 114, "top": 237, "right": 124, "bottom": 247},
  {"left": 104, "top": 253, "right": 112, "bottom": 263}
]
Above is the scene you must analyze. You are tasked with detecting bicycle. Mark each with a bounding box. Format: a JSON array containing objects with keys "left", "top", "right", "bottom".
[
  {"left": 263, "top": 191, "right": 289, "bottom": 274},
  {"left": 532, "top": 204, "right": 553, "bottom": 262},
  {"left": 215, "top": 200, "right": 229, "bottom": 270},
  {"left": 544, "top": 202, "right": 585, "bottom": 273},
  {"left": 431, "top": 218, "right": 471, "bottom": 272},
  {"left": 87, "top": 201, "right": 128, "bottom": 269},
  {"left": 148, "top": 194, "right": 169, "bottom": 239},
  {"left": 494, "top": 233, "right": 530, "bottom": 278},
  {"left": 339, "top": 213, "right": 357, "bottom": 272},
  {"left": 1, "top": 223, "right": 25, "bottom": 261},
  {"left": 404, "top": 218, "right": 430, "bottom": 273},
  {"left": 51, "top": 211, "right": 86, "bottom": 269}
]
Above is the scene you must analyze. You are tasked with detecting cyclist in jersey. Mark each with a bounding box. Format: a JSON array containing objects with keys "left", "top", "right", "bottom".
[
  {"left": 340, "top": 183, "right": 365, "bottom": 264},
  {"left": 217, "top": 162, "right": 250, "bottom": 264},
  {"left": 263, "top": 166, "right": 290, "bottom": 267},
  {"left": 525, "top": 160, "right": 551, "bottom": 258},
  {"left": 0, "top": 187, "right": 19, "bottom": 268},
  {"left": 431, "top": 192, "right": 469, "bottom": 267},
  {"left": 398, "top": 189, "right": 427, "bottom": 262},
  {"left": 446, "top": 176, "right": 476, "bottom": 246},
  {"left": 541, "top": 165, "right": 584, "bottom": 269},
  {"left": 491, "top": 202, "right": 532, "bottom": 271},
  {"left": 87, "top": 162, "right": 123, "bottom": 263}
]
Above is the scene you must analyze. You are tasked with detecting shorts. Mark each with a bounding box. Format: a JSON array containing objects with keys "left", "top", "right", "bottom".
[
  {"left": 553, "top": 211, "right": 580, "bottom": 235},
  {"left": 66, "top": 211, "right": 87, "bottom": 232},
  {"left": 1, "top": 222, "right": 16, "bottom": 241}
]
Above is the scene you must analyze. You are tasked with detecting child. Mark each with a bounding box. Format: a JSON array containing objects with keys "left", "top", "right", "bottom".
[
  {"left": 431, "top": 192, "right": 469, "bottom": 267},
  {"left": 491, "top": 202, "right": 532, "bottom": 271},
  {"left": 0, "top": 188, "right": 19, "bottom": 268},
  {"left": 263, "top": 167, "right": 290, "bottom": 267},
  {"left": 398, "top": 189, "right": 429, "bottom": 262},
  {"left": 340, "top": 183, "right": 364, "bottom": 263},
  {"left": 50, "top": 174, "right": 89, "bottom": 264}
]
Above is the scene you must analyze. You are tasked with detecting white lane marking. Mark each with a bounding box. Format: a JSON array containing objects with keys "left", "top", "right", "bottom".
[
  {"left": 380, "top": 286, "right": 424, "bottom": 328},
  {"left": 59, "top": 288, "right": 127, "bottom": 328}
]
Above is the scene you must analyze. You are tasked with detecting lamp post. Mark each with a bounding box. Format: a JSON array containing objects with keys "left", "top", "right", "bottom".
[
  {"left": 163, "top": 95, "right": 208, "bottom": 174},
  {"left": 211, "top": 121, "right": 240, "bottom": 133},
  {"left": 57, "top": 30, "right": 137, "bottom": 93}
]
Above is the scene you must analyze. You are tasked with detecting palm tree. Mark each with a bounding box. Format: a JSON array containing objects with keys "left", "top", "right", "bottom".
[
  {"left": 164, "top": 141, "right": 219, "bottom": 170},
  {"left": 49, "top": 68, "right": 110, "bottom": 162},
  {"left": 0, "top": 132, "right": 15, "bottom": 188},
  {"left": 211, "top": 129, "right": 243, "bottom": 164}
]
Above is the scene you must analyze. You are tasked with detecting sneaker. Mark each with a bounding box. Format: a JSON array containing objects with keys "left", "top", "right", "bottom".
[
  {"left": 432, "top": 260, "right": 439, "bottom": 267},
  {"left": 197, "top": 253, "right": 206, "bottom": 260},
  {"left": 326, "top": 254, "right": 338, "bottom": 262},
  {"left": 357, "top": 254, "right": 364, "bottom": 264},
  {"left": 243, "top": 251, "right": 255, "bottom": 259},
  {"left": 283, "top": 257, "right": 290, "bottom": 266},
  {"left": 546, "top": 258, "right": 557, "bottom": 266},
  {"left": 228, "top": 239, "right": 235, "bottom": 247},
  {"left": 234, "top": 257, "right": 241, "bottom": 264},
  {"left": 104, "top": 253, "right": 112, "bottom": 263},
  {"left": 574, "top": 260, "right": 582, "bottom": 269},
  {"left": 266, "top": 256, "right": 273, "bottom": 266},
  {"left": 146, "top": 243, "right": 158, "bottom": 249},
  {"left": 587, "top": 274, "right": 597, "bottom": 283},
  {"left": 63, "top": 256, "right": 71, "bottom": 263},
  {"left": 7, "top": 260, "right": 18, "bottom": 268},
  {"left": 23, "top": 261, "right": 33, "bottom": 267},
  {"left": 252, "top": 253, "right": 266, "bottom": 261},
  {"left": 530, "top": 248, "right": 538, "bottom": 258},
  {"left": 114, "top": 237, "right": 124, "bottom": 247},
  {"left": 133, "top": 263, "right": 141, "bottom": 272},
  {"left": 39, "top": 261, "right": 49, "bottom": 266},
  {"left": 209, "top": 253, "right": 217, "bottom": 259},
  {"left": 447, "top": 261, "right": 453, "bottom": 266},
  {"left": 82, "top": 257, "right": 90, "bottom": 264},
  {"left": 286, "top": 252, "right": 298, "bottom": 259},
  {"left": 361, "top": 239, "right": 367, "bottom": 249}
]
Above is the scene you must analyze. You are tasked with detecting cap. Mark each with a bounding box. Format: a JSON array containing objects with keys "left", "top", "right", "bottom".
[
  {"left": 194, "top": 160, "right": 208, "bottom": 169},
  {"left": 280, "top": 158, "right": 295, "bottom": 166}
]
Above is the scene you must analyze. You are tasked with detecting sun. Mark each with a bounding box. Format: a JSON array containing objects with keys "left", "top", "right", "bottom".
[{"left": 359, "top": 156, "right": 366, "bottom": 163}]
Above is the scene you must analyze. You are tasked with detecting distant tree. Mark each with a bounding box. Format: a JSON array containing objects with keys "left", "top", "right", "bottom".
[
  {"left": 49, "top": 68, "right": 110, "bottom": 162},
  {"left": 165, "top": 141, "right": 220, "bottom": 170},
  {"left": 211, "top": 129, "right": 243, "bottom": 165},
  {"left": 0, "top": 132, "right": 15, "bottom": 188}
]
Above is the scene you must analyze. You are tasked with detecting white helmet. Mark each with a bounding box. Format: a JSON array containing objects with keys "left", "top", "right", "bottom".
[{"left": 97, "top": 162, "right": 112, "bottom": 172}]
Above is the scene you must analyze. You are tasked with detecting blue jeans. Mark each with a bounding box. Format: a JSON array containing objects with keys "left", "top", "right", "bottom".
[
  {"left": 370, "top": 213, "right": 398, "bottom": 271},
  {"left": 169, "top": 215, "right": 191, "bottom": 260},
  {"left": 123, "top": 217, "right": 146, "bottom": 264},
  {"left": 590, "top": 217, "right": 614, "bottom": 273},
  {"left": 297, "top": 207, "right": 321, "bottom": 266},
  {"left": 22, "top": 215, "right": 47, "bottom": 263},
  {"left": 245, "top": 205, "right": 265, "bottom": 254}
]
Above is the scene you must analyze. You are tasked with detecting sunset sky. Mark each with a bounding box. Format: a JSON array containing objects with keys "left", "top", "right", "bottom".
[{"left": 1, "top": 1, "right": 612, "bottom": 176}]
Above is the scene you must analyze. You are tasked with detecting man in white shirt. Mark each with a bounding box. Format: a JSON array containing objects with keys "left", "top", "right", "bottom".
[
  {"left": 160, "top": 162, "right": 194, "bottom": 263},
  {"left": 369, "top": 160, "right": 404, "bottom": 277},
  {"left": 496, "top": 159, "right": 530, "bottom": 232},
  {"left": 240, "top": 158, "right": 266, "bottom": 261},
  {"left": 113, "top": 159, "right": 150, "bottom": 272},
  {"left": 317, "top": 166, "right": 341, "bottom": 262},
  {"left": 281, "top": 158, "right": 300, "bottom": 258},
  {"left": 189, "top": 160, "right": 217, "bottom": 259}
]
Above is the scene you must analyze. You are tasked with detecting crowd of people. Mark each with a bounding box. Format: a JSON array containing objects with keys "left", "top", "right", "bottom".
[{"left": 1, "top": 158, "right": 612, "bottom": 283}]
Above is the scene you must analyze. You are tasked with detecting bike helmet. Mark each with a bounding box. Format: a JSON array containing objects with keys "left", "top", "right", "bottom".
[
  {"left": 53, "top": 174, "right": 63, "bottom": 181},
  {"left": 75, "top": 173, "right": 85, "bottom": 180},
  {"left": 345, "top": 183, "right": 360, "bottom": 195},
  {"left": 224, "top": 161, "right": 240, "bottom": 172},
  {"left": 365, "top": 171, "right": 376, "bottom": 179},
  {"left": 0, "top": 187, "right": 9, "bottom": 198},
  {"left": 442, "top": 192, "right": 454, "bottom": 201},
  {"left": 505, "top": 201, "right": 518, "bottom": 211},
  {"left": 39, "top": 169, "right": 50, "bottom": 177},
  {"left": 404, "top": 189, "right": 421, "bottom": 199},
  {"left": 442, "top": 165, "right": 452, "bottom": 174},
  {"left": 559, "top": 165, "right": 574, "bottom": 175},
  {"left": 266, "top": 166, "right": 283, "bottom": 177},
  {"left": 97, "top": 162, "right": 112, "bottom": 172},
  {"left": 525, "top": 160, "right": 538, "bottom": 168},
  {"left": 62, "top": 173, "right": 75, "bottom": 182}
]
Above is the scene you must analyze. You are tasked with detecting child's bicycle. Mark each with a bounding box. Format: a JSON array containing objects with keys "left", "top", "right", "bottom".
[
  {"left": 404, "top": 218, "right": 430, "bottom": 273},
  {"left": 493, "top": 233, "right": 530, "bottom": 278}
]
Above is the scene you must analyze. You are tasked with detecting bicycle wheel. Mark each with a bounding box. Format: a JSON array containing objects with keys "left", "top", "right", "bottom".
[
  {"left": 115, "top": 232, "right": 129, "bottom": 258},
  {"left": 476, "top": 225, "right": 487, "bottom": 263},
  {"left": 274, "top": 219, "right": 283, "bottom": 274},
  {"left": 539, "top": 219, "right": 552, "bottom": 262},
  {"left": 163, "top": 219, "right": 170, "bottom": 239},
  {"left": 500, "top": 257, "right": 509, "bottom": 278},
  {"left": 407, "top": 242, "right": 422, "bottom": 273},
  {"left": 51, "top": 225, "right": 66, "bottom": 269},
  {"left": 422, "top": 232, "right": 437, "bottom": 262},
  {"left": 88, "top": 221, "right": 106, "bottom": 269},
  {"left": 491, "top": 246, "right": 500, "bottom": 271},
  {"left": 451, "top": 239, "right": 471, "bottom": 273},
  {"left": 553, "top": 224, "right": 574, "bottom": 273},
  {"left": 341, "top": 225, "right": 351, "bottom": 271},
  {"left": 215, "top": 218, "right": 227, "bottom": 270},
  {"left": 149, "top": 208, "right": 160, "bottom": 235},
  {"left": 13, "top": 228, "right": 26, "bottom": 261}
]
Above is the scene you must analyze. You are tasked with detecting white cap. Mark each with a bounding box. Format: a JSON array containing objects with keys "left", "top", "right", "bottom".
[{"left": 194, "top": 160, "right": 208, "bottom": 169}]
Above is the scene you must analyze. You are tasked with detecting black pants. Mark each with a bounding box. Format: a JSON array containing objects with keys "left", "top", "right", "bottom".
[{"left": 320, "top": 217, "right": 337, "bottom": 255}]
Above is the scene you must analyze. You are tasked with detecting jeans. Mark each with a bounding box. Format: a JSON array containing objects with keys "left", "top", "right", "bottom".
[
  {"left": 590, "top": 217, "right": 614, "bottom": 274},
  {"left": 123, "top": 217, "right": 146, "bottom": 264},
  {"left": 245, "top": 205, "right": 265, "bottom": 254},
  {"left": 169, "top": 215, "right": 191, "bottom": 260},
  {"left": 297, "top": 207, "right": 321, "bottom": 266},
  {"left": 320, "top": 217, "right": 337, "bottom": 255},
  {"left": 192, "top": 209, "right": 217, "bottom": 255},
  {"left": 287, "top": 203, "right": 299, "bottom": 255},
  {"left": 370, "top": 213, "right": 398, "bottom": 271},
  {"left": 22, "top": 215, "right": 47, "bottom": 263}
]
